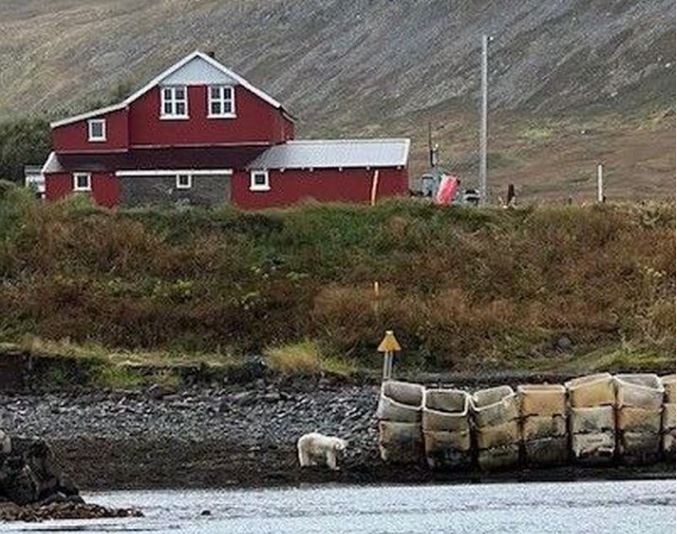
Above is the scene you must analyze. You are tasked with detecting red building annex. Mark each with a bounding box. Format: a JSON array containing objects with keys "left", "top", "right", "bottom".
[{"left": 42, "top": 51, "right": 410, "bottom": 209}]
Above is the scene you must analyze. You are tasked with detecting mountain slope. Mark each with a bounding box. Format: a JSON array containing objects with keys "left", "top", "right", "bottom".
[{"left": 0, "top": 0, "right": 674, "bottom": 199}]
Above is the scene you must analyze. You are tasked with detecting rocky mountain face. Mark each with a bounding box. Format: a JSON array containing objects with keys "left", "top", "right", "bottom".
[{"left": 0, "top": 0, "right": 674, "bottom": 130}]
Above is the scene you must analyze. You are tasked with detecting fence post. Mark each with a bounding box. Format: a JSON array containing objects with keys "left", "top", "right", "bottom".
[{"left": 597, "top": 164, "right": 604, "bottom": 203}]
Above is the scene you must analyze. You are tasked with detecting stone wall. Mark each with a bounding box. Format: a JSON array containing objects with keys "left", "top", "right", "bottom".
[{"left": 118, "top": 175, "right": 231, "bottom": 208}]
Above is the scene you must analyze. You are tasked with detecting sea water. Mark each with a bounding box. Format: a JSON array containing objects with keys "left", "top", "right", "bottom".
[{"left": 1, "top": 479, "right": 674, "bottom": 533}]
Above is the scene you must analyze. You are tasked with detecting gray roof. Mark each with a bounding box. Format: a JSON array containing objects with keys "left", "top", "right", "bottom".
[{"left": 247, "top": 139, "right": 410, "bottom": 170}]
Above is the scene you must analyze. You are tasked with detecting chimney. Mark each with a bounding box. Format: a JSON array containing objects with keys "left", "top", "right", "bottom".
[{"left": 207, "top": 51, "right": 215, "bottom": 59}]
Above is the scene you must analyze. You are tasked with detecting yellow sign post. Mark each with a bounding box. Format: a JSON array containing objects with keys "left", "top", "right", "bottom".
[{"left": 378, "top": 330, "right": 401, "bottom": 381}]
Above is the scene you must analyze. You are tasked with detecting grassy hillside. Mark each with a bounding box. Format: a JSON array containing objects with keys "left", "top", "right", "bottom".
[
  {"left": 0, "top": 187, "right": 673, "bottom": 374},
  {"left": 0, "top": 0, "right": 674, "bottom": 199}
]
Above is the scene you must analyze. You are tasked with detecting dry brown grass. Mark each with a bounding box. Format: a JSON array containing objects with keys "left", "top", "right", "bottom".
[{"left": 0, "top": 189, "right": 673, "bottom": 371}]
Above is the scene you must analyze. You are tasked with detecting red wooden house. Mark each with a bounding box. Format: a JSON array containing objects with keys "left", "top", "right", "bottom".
[{"left": 42, "top": 51, "right": 410, "bottom": 209}]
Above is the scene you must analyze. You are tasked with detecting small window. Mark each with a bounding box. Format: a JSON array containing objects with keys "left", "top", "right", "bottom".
[
  {"left": 160, "top": 86, "right": 188, "bottom": 118},
  {"left": 73, "top": 172, "right": 91, "bottom": 192},
  {"left": 88, "top": 119, "right": 106, "bottom": 142},
  {"left": 208, "top": 85, "right": 235, "bottom": 117},
  {"left": 176, "top": 174, "right": 192, "bottom": 189},
  {"left": 249, "top": 170, "right": 270, "bottom": 191}
]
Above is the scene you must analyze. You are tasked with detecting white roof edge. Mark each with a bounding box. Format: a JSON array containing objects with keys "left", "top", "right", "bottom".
[
  {"left": 50, "top": 103, "right": 127, "bottom": 128},
  {"left": 286, "top": 138, "right": 410, "bottom": 145},
  {"left": 51, "top": 50, "right": 284, "bottom": 129},
  {"left": 40, "top": 151, "right": 57, "bottom": 174},
  {"left": 192, "top": 51, "right": 283, "bottom": 110}
]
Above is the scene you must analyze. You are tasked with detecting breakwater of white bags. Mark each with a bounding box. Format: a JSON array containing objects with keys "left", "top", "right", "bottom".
[{"left": 375, "top": 373, "right": 675, "bottom": 469}]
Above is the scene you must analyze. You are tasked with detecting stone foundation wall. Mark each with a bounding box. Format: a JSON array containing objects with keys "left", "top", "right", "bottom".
[{"left": 119, "top": 175, "right": 231, "bottom": 208}]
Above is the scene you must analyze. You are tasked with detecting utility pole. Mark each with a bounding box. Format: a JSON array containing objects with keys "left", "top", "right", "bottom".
[{"left": 479, "top": 34, "right": 489, "bottom": 205}]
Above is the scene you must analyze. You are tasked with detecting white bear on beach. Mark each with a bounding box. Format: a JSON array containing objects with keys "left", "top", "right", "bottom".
[{"left": 297, "top": 432, "right": 348, "bottom": 471}]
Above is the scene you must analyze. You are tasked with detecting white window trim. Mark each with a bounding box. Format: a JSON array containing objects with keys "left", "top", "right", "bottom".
[
  {"left": 73, "top": 172, "right": 92, "bottom": 192},
  {"left": 176, "top": 173, "right": 192, "bottom": 189},
  {"left": 87, "top": 119, "right": 106, "bottom": 142},
  {"left": 207, "top": 85, "right": 236, "bottom": 118},
  {"left": 160, "top": 85, "right": 189, "bottom": 119},
  {"left": 249, "top": 170, "right": 270, "bottom": 192}
]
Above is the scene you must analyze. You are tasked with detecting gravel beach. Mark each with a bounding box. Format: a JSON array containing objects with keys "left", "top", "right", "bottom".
[{"left": 2, "top": 377, "right": 674, "bottom": 489}]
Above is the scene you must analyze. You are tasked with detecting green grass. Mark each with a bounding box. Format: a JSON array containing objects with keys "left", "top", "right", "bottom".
[
  {"left": 265, "top": 340, "right": 357, "bottom": 377},
  {"left": 0, "top": 190, "right": 674, "bottom": 373}
]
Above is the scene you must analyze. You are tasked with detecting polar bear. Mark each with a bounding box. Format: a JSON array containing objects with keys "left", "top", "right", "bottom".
[{"left": 297, "top": 432, "right": 348, "bottom": 471}]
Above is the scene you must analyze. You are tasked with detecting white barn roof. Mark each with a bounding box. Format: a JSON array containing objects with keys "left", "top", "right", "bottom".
[{"left": 247, "top": 139, "right": 410, "bottom": 170}]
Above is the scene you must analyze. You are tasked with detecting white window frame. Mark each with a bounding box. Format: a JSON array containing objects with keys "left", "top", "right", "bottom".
[
  {"left": 73, "top": 172, "right": 91, "bottom": 192},
  {"left": 176, "top": 173, "right": 192, "bottom": 189},
  {"left": 249, "top": 169, "right": 270, "bottom": 192},
  {"left": 207, "top": 85, "right": 235, "bottom": 118},
  {"left": 160, "top": 85, "right": 188, "bottom": 119},
  {"left": 87, "top": 119, "right": 106, "bottom": 142}
]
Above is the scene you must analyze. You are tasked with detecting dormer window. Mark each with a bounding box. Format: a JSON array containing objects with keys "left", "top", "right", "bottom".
[
  {"left": 88, "top": 119, "right": 106, "bottom": 142},
  {"left": 160, "top": 86, "right": 188, "bottom": 119},
  {"left": 208, "top": 85, "right": 235, "bottom": 118},
  {"left": 249, "top": 170, "right": 270, "bottom": 191}
]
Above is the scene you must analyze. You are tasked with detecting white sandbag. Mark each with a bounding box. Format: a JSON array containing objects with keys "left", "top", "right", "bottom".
[
  {"left": 663, "top": 430, "right": 676, "bottom": 458},
  {"left": 663, "top": 403, "right": 676, "bottom": 431},
  {"left": 524, "top": 436, "right": 569, "bottom": 466},
  {"left": 661, "top": 375, "right": 676, "bottom": 404},
  {"left": 571, "top": 432, "right": 615, "bottom": 462},
  {"left": 378, "top": 420, "right": 423, "bottom": 463},
  {"left": 422, "top": 388, "right": 471, "bottom": 433},
  {"left": 617, "top": 406, "right": 661, "bottom": 434},
  {"left": 615, "top": 374, "right": 664, "bottom": 410},
  {"left": 423, "top": 430, "right": 472, "bottom": 469},
  {"left": 376, "top": 381, "right": 424, "bottom": 423},
  {"left": 476, "top": 420, "right": 520, "bottom": 450},
  {"left": 569, "top": 405, "right": 615, "bottom": 434},
  {"left": 471, "top": 386, "right": 519, "bottom": 427},
  {"left": 477, "top": 444, "right": 520, "bottom": 471},
  {"left": 565, "top": 373, "right": 615, "bottom": 408},
  {"left": 522, "top": 415, "right": 567, "bottom": 441},
  {"left": 518, "top": 384, "right": 566, "bottom": 417},
  {"left": 618, "top": 431, "right": 661, "bottom": 463}
]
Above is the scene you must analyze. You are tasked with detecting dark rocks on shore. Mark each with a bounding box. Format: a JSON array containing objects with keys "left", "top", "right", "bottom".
[
  {"left": 0, "top": 437, "right": 142, "bottom": 521},
  {"left": 0, "top": 500, "right": 143, "bottom": 522}
]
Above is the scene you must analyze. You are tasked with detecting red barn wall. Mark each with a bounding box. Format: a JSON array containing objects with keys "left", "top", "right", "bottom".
[
  {"left": 52, "top": 109, "right": 129, "bottom": 152},
  {"left": 45, "top": 172, "right": 119, "bottom": 208},
  {"left": 231, "top": 167, "right": 409, "bottom": 210},
  {"left": 128, "top": 86, "right": 294, "bottom": 147}
]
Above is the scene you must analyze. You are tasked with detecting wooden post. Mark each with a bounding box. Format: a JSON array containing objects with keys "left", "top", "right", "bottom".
[{"left": 370, "top": 170, "right": 380, "bottom": 206}]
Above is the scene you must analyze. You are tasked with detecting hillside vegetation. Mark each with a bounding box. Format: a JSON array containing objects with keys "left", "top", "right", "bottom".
[
  {"left": 0, "top": 188, "right": 673, "bottom": 374},
  {"left": 0, "top": 0, "right": 674, "bottom": 198}
]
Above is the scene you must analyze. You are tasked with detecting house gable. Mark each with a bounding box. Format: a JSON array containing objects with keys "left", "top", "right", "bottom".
[
  {"left": 51, "top": 51, "right": 287, "bottom": 129},
  {"left": 50, "top": 51, "right": 294, "bottom": 151},
  {"left": 159, "top": 55, "right": 241, "bottom": 87}
]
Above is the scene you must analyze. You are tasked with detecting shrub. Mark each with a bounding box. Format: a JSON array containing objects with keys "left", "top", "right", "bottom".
[{"left": 0, "top": 194, "right": 673, "bottom": 371}]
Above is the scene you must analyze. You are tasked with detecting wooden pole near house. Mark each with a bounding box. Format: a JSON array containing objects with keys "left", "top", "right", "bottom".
[
  {"left": 597, "top": 164, "right": 604, "bottom": 203},
  {"left": 370, "top": 170, "right": 380, "bottom": 206},
  {"left": 479, "top": 34, "right": 489, "bottom": 205}
]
